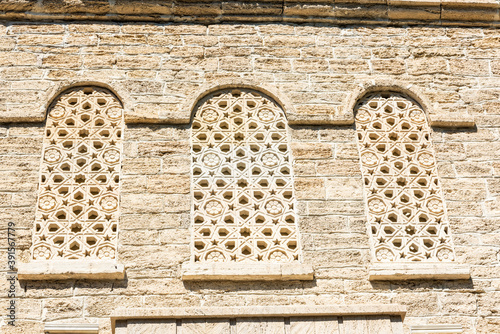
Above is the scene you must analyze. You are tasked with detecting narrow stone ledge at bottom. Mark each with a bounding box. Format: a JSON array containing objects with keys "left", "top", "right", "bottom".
[
  {"left": 368, "top": 262, "right": 471, "bottom": 281},
  {"left": 45, "top": 323, "right": 99, "bottom": 334},
  {"left": 410, "top": 324, "right": 463, "bottom": 334},
  {"left": 111, "top": 304, "right": 407, "bottom": 320},
  {"left": 181, "top": 262, "right": 314, "bottom": 281},
  {"left": 17, "top": 260, "right": 125, "bottom": 280}
]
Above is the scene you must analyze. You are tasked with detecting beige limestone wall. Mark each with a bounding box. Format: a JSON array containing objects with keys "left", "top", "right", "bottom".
[{"left": 0, "top": 22, "right": 499, "bottom": 333}]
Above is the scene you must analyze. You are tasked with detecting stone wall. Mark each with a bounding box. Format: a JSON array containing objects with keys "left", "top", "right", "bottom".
[{"left": 0, "top": 21, "right": 499, "bottom": 333}]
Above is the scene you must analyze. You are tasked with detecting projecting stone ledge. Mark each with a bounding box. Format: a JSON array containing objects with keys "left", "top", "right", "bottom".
[
  {"left": 181, "top": 262, "right": 314, "bottom": 281},
  {"left": 111, "top": 304, "right": 407, "bottom": 320},
  {"left": 17, "top": 260, "right": 125, "bottom": 280},
  {"left": 368, "top": 262, "right": 471, "bottom": 281}
]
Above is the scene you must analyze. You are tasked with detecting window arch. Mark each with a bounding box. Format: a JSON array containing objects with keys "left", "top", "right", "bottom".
[
  {"left": 355, "top": 92, "right": 456, "bottom": 263},
  {"left": 191, "top": 88, "right": 301, "bottom": 263},
  {"left": 32, "top": 87, "right": 123, "bottom": 260}
]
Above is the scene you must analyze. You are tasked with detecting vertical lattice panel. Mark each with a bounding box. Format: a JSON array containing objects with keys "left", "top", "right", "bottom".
[
  {"left": 355, "top": 92, "right": 456, "bottom": 263},
  {"left": 191, "top": 89, "right": 301, "bottom": 263},
  {"left": 32, "top": 87, "right": 123, "bottom": 260}
]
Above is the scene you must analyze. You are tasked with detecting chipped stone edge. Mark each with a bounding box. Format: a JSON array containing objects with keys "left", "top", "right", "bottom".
[
  {"left": 181, "top": 263, "right": 314, "bottom": 281},
  {"left": 44, "top": 323, "right": 100, "bottom": 334},
  {"left": 368, "top": 262, "right": 471, "bottom": 281},
  {"left": 344, "top": 79, "right": 476, "bottom": 128},
  {"left": 17, "top": 260, "right": 125, "bottom": 280}
]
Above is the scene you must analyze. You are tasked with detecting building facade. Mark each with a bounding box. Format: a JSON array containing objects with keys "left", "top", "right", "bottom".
[{"left": 1, "top": 1, "right": 500, "bottom": 333}]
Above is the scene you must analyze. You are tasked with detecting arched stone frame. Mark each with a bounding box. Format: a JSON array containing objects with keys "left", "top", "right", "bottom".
[
  {"left": 31, "top": 85, "right": 124, "bottom": 261},
  {"left": 354, "top": 90, "right": 458, "bottom": 263},
  {"left": 344, "top": 80, "right": 435, "bottom": 121},
  {"left": 42, "top": 80, "right": 133, "bottom": 122},
  {"left": 184, "top": 79, "right": 297, "bottom": 124},
  {"left": 345, "top": 80, "right": 475, "bottom": 128},
  {"left": 189, "top": 87, "right": 303, "bottom": 264}
]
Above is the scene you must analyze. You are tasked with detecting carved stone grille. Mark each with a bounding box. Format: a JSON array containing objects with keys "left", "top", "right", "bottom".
[
  {"left": 32, "top": 87, "right": 123, "bottom": 260},
  {"left": 355, "top": 92, "right": 456, "bottom": 263},
  {"left": 191, "top": 89, "right": 300, "bottom": 263}
]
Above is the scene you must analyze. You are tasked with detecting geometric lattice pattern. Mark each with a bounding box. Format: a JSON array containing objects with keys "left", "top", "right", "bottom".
[
  {"left": 32, "top": 87, "right": 123, "bottom": 260},
  {"left": 191, "top": 89, "right": 301, "bottom": 263},
  {"left": 355, "top": 92, "right": 456, "bottom": 262}
]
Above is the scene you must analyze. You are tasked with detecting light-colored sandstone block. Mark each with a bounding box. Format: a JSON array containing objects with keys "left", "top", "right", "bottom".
[
  {"left": 429, "top": 114, "right": 475, "bottom": 127},
  {"left": 290, "top": 316, "right": 339, "bottom": 334},
  {"left": 368, "top": 263, "right": 471, "bottom": 280},
  {"left": 18, "top": 260, "right": 125, "bottom": 280},
  {"left": 181, "top": 263, "right": 314, "bottom": 281},
  {"left": 111, "top": 304, "right": 407, "bottom": 320},
  {"left": 114, "top": 311, "right": 407, "bottom": 334},
  {"left": 44, "top": 323, "right": 99, "bottom": 333},
  {"left": 126, "top": 320, "right": 176, "bottom": 334},
  {"left": 410, "top": 324, "right": 463, "bottom": 333}
]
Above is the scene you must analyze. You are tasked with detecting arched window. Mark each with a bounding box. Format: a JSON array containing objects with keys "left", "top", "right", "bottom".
[
  {"left": 32, "top": 87, "right": 123, "bottom": 260},
  {"left": 191, "top": 89, "right": 300, "bottom": 263},
  {"left": 355, "top": 92, "right": 456, "bottom": 263}
]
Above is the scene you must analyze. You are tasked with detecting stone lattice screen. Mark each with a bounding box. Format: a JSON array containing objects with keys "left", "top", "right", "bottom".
[
  {"left": 32, "top": 87, "right": 123, "bottom": 260},
  {"left": 355, "top": 92, "right": 457, "bottom": 263},
  {"left": 191, "top": 89, "right": 301, "bottom": 263}
]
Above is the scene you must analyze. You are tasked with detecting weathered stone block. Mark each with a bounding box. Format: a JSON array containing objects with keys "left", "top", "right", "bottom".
[
  {"left": 121, "top": 194, "right": 166, "bottom": 214},
  {"left": 291, "top": 143, "right": 333, "bottom": 159},
  {"left": 295, "top": 177, "right": 326, "bottom": 199},
  {"left": 137, "top": 141, "right": 189, "bottom": 157},
  {"left": 122, "top": 158, "right": 161, "bottom": 174},
  {"left": 325, "top": 177, "right": 363, "bottom": 199},
  {"left": 146, "top": 175, "right": 190, "bottom": 194}
]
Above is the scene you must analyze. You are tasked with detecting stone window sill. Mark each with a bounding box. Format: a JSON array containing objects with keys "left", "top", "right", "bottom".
[
  {"left": 181, "top": 262, "right": 314, "bottom": 281},
  {"left": 410, "top": 324, "right": 463, "bottom": 333},
  {"left": 45, "top": 323, "right": 99, "bottom": 334},
  {"left": 17, "top": 260, "right": 125, "bottom": 280},
  {"left": 368, "top": 263, "right": 471, "bottom": 281}
]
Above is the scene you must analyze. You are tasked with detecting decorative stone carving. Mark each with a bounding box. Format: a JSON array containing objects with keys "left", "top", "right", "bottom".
[
  {"left": 191, "top": 89, "right": 301, "bottom": 263},
  {"left": 355, "top": 92, "right": 456, "bottom": 263},
  {"left": 32, "top": 87, "right": 123, "bottom": 260}
]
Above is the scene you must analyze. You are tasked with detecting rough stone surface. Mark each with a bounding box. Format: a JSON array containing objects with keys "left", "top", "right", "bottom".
[
  {"left": 17, "top": 260, "right": 125, "bottom": 280},
  {"left": 0, "top": 4, "right": 499, "bottom": 334}
]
